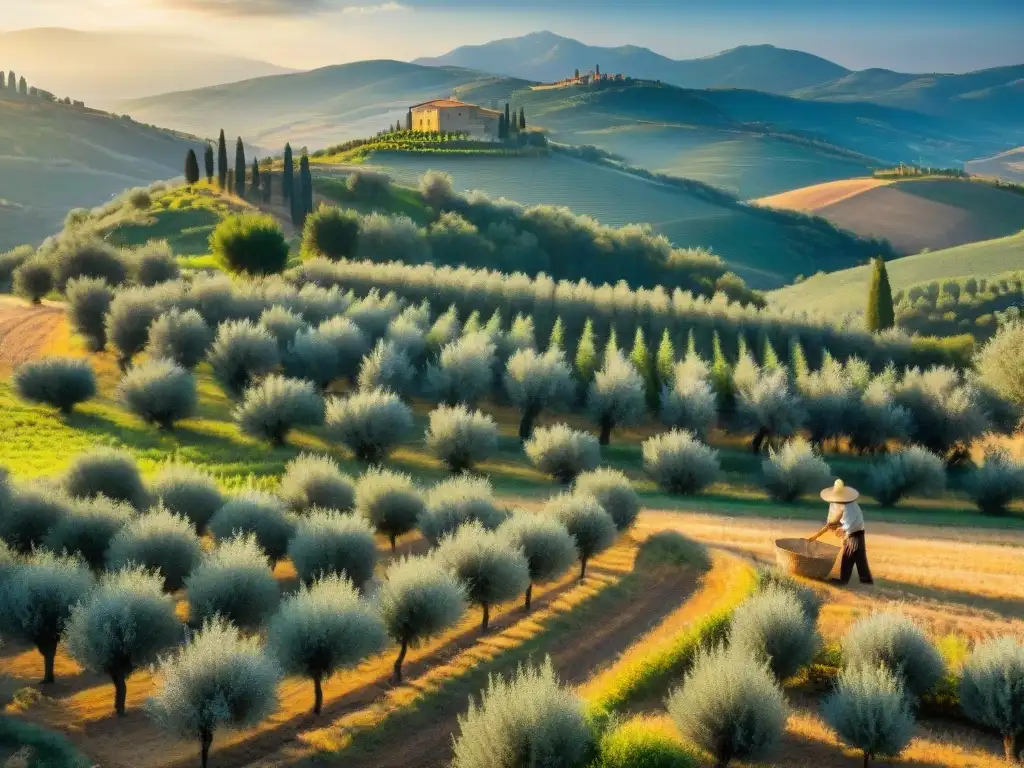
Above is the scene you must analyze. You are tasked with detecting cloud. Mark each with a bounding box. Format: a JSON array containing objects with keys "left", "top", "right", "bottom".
[{"left": 167, "top": 0, "right": 407, "bottom": 16}]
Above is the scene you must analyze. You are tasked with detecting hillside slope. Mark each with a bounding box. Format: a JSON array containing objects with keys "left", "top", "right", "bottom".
[
  {"left": 0, "top": 91, "right": 206, "bottom": 251},
  {"left": 121, "top": 61, "right": 530, "bottom": 151},
  {"left": 769, "top": 230, "right": 1024, "bottom": 315},
  {"left": 755, "top": 177, "right": 1024, "bottom": 255},
  {"left": 966, "top": 146, "right": 1024, "bottom": 183}
]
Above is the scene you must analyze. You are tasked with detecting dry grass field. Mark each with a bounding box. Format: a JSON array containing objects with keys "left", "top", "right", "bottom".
[{"left": 754, "top": 177, "right": 893, "bottom": 212}]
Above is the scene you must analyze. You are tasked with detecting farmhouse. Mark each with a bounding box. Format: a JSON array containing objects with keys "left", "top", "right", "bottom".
[{"left": 408, "top": 99, "right": 502, "bottom": 138}]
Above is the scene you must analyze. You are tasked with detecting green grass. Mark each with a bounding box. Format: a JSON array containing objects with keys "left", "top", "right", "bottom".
[{"left": 769, "top": 229, "right": 1024, "bottom": 316}]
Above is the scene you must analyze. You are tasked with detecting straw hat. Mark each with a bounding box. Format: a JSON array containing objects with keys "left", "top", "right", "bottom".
[{"left": 821, "top": 479, "right": 859, "bottom": 503}]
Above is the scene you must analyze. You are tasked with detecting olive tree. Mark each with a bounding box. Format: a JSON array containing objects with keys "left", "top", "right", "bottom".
[
  {"left": 184, "top": 534, "right": 280, "bottom": 631},
  {"left": 543, "top": 493, "right": 617, "bottom": 579},
  {"left": 505, "top": 347, "right": 574, "bottom": 440},
  {"left": 65, "top": 276, "right": 114, "bottom": 351},
  {"left": 976, "top": 322, "right": 1024, "bottom": 407},
  {"left": 234, "top": 375, "right": 326, "bottom": 446},
  {"left": 207, "top": 492, "right": 295, "bottom": 565},
  {"left": 868, "top": 447, "right": 946, "bottom": 507},
  {"left": 355, "top": 468, "right": 424, "bottom": 551},
  {"left": 424, "top": 405, "right": 499, "bottom": 473},
  {"left": 498, "top": 511, "right": 577, "bottom": 611},
  {"left": 146, "top": 617, "right": 282, "bottom": 768},
  {"left": 894, "top": 367, "right": 990, "bottom": 462},
  {"left": 147, "top": 308, "right": 213, "bottom": 370},
  {"left": 667, "top": 644, "right": 787, "bottom": 768},
  {"left": 131, "top": 240, "right": 179, "bottom": 287},
  {"left": 207, "top": 319, "right": 280, "bottom": 398},
  {"left": 317, "top": 315, "right": 370, "bottom": 382},
  {"left": 287, "top": 510, "right": 378, "bottom": 587},
  {"left": 574, "top": 468, "right": 640, "bottom": 532},
  {"left": 13, "top": 357, "right": 96, "bottom": 414},
  {"left": 525, "top": 424, "right": 601, "bottom": 485},
  {"left": 661, "top": 358, "right": 717, "bottom": 439},
  {"left": 358, "top": 340, "right": 416, "bottom": 397},
  {"left": 426, "top": 332, "right": 497, "bottom": 407},
  {"left": 13, "top": 257, "right": 53, "bottom": 303},
  {"left": 436, "top": 522, "right": 530, "bottom": 630},
  {"left": 63, "top": 448, "right": 147, "bottom": 509},
  {"left": 118, "top": 359, "right": 197, "bottom": 430},
  {"left": 65, "top": 566, "right": 182, "bottom": 715},
  {"left": 0, "top": 482, "right": 73, "bottom": 553},
  {"left": 0, "top": 552, "right": 94, "bottom": 683},
  {"left": 642, "top": 430, "right": 721, "bottom": 495},
  {"left": 960, "top": 635, "right": 1024, "bottom": 763},
  {"left": 43, "top": 496, "right": 136, "bottom": 570},
  {"left": 278, "top": 453, "right": 355, "bottom": 514},
  {"left": 105, "top": 508, "right": 203, "bottom": 592},
  {"left": 451, "top": 657, "right": 593, "bottom": 768},
  {"left": 148, "top": 463, "right": 223, "bottom": 534},
  {"left": 259, "top": 305, "right": 308, "bottom": 350},
  {"left": 376, "top": 555, "right": 466, "bottom": 682},
  {"left": 268, "top": 575, "right": 387, "bottom": 715},
  {"left": 325, "top": 389, "right": 413, "bottom": 463},
  {"left": 842, "top": 612, "right": 945, "bottom": 699},
  {"left": 822, "top": 665, "right": 914, "bottom": 768},
  {"left": 729, "top": 586, "right": 819, "bottom": 682},
  {"left": 849, "top": 378, "right": 912, "bottom": 455},
  {"left": 283, "top": 328, "right": 340, "bottom": 390},
  {"left": 735, "top": 368, "right": 805, "bottom": 454},
  {"left": 761, "top": 438, "right": 833, "bottom": 503},
  {"left": 965, "top": 448, "right": 1024, "bottom": 516},
  {"left": 105, "top": 286, "right": 169, "bottom": 368},
  {"left": 588, "top": 351, "right": 646, "bottom": 446},
  {"left": 419, "top": 476, "right": 506, "bottom": 546}
]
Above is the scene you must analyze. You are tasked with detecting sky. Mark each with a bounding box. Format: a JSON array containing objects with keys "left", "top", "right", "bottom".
[{"left": 4, "top": 0, "right": 1023, "bottom": 73}]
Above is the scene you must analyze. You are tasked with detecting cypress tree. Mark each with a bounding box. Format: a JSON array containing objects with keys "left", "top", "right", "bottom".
[
  {"left": 505, "top": 103, "right": 511, "bottom": 131},
  {"left": 736, "top": 333, "right": 749, "bottom": 365},
  {"left": 283, "top": 143, "right": 294, "bottom": 202},
  {"left": 575, "top": 319, "right": 598, "bottom": 395},
  {"left": 295, "top": 153, "right": 313, "bottom": 229},
  {"left": 497, "top": 114, "right": 506, "bottom": 140},
  {"left": 251, "top": 158, "right": 261, "bottom": 197},
  {"left": 710, "top": 330, "right": 735, "bottom": 414},
  {"left": 234, "top": 138, "right": 246, "bottom": 197},
  {"left": 548, "top": 317, "right": 565, "bottom": 352},
  {"left": 686, "top": 329, "right": 698, "bottom": 360},
  {"left": 216, "top": 130, "right": 228, "bottom": 190},
  {"left": 184, "top": 150, "right": 200, "bottom": 186},
  {"left": 519, "top": 107, "right": 526, "bottom": 131},
  {"left": 462, "top": 310, "right": 482, "bottom": 337},
  {"left": 484, "top": 309, "right": 503, "bottom": 339},
  {"left": 762, "top": 336, "right": 782, "bottom": 372},
  {"left": 656, "top": 329, "right": 676, "bottom": 384},
  {"left": 203, "top": 145, "right": 215, "bottom": 182},
  {"left": 866, "top": 257, "right": 895, "bottom": 332},
  {"left": 630, "top": 328, "right": 658, "bottom": 411},
  {"left": 18, "top": 76, "right": 27, "bottom": 95},
  {"left": 602, "top": 327, "right": 619, "bottom": 364},
  {"left": 7, "top": 72, "right": 15, "bottom": 90},
  {"left": 789, "top": 337, "right": 810, "bottom": 381}
]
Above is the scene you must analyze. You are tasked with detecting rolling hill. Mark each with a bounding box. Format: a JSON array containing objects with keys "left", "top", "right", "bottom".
[
  {"left": 0, "top": 28, "right": 293, "bottom": 107},
  {"left": 0, "top": 90, "right": 206, "bottom": 252},
  {"left": 754, "top": 177, "right": 1024, "bottom": 255},
  {"left": 415, "top": 31, "right": 850, "bottom": 93},
  {"left": 967, "top": 146, "right": 1024, "bottom": 183},
  {"left": 769, "top": 230, "right": 1024, "bottom": 316}
]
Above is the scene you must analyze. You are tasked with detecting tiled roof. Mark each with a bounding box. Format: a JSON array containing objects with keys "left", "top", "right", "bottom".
[{"left": 409, "top": 98, "right": 471, "bottom": 110}]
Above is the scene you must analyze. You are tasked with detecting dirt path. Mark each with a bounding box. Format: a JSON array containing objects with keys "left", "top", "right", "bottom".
[{"left": 0, "top": 297, "right": 64, "bottom": 375}]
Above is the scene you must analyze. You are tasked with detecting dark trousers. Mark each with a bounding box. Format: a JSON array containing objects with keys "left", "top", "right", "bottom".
[{"left": 838, "top": 531, "right": 873, "bottom": 584}]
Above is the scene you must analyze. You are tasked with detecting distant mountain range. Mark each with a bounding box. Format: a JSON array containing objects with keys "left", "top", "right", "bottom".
[{"left": 0, "top": 28, "right": 293, "bottom": 106}]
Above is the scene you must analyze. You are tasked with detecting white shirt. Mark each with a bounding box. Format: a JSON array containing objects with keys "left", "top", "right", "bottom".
[{"left": 828, "top": 502, "right": 865, "bottom": 535}]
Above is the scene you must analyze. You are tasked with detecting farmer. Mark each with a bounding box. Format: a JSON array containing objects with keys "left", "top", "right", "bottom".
[{"left": 821, "top": 479, "right": 874, "bottom": 585}]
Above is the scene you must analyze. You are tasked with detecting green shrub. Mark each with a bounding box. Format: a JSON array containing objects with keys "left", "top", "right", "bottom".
[
  {"left": 12, "top": 256, "right": 53, "bottom": 303},
  {"left": 208, "top": 319, "right": 280, "bottom": 398},
  {"left": 207, "top": 492, "right": 295, "bottom": 565},
  {"left": 43, "top": 496, "right": 136, "bottom": 570},
  {"left": 419, "top": 475, "right": 506, "bottom": 546},
  {"left": 131, "top": 240, "right": 180, "bottom": 287},
  {"left": 302, "top": 205, "right": 360, "bottom": 261},
  {"left": 0, "top": 551, "right": 94, "bottom": 683},
  {"left": 147, "top": 308, "right": 213, "bottom": 369},
  {"left": 65, "top": 566, "right": 182, "bottom": 715},
  {"left": 0, "top": 483, "right": 73, "bottom": 553},
  {"left": 106, "top": 509, "right": 203, "bottom": 592},
  {"left": 451, "top": 657, "right": 594, "bottom": 768},
  {"left": 52, "top": 237, "right": 128, "bottom": 291},
  {"left": 146, "top": 617, "right": 281, "bottom": 765},
  {"left": 498, "top": 511, "right": 577, "bottom": 610},
  {"left": 753, "top": 566, "right": 822, "bottom": 622},
  {"left": 960, "top": 636, "right": 1024, "bottom": 763},
  {"left": 642, "top": 430, "right": 721, "bottom": 495},
  {"left": 259, "top": 305, "right": 308, "bottom": 350},
  {"left": 65, "top": 276, "right": 114, "bottom": 351},
  {"left": 184, "top": 534, "right": 280, "bottom": 630},
  {"left": 595, "top": 717, "right": 698, "bottom": 768},
  {"left": 278, "top": 453, "right": 355, "bottom": 514},
  {"left": 62, "top": 448, "right": 148, "bottom": 509},
  {"left": 118, "top": 359, "right": 197, "bottom": 430},
  {"left": 267, "top": 574, "right": 387, "bottom": 714},
  {"left": 105, "top": 286, "right": 169, "bottom": 367},
  {"left": 283, "top": 328, "right": 340, "bottom": 389},
  {"left": 377, "top": 554, "right": 466, "bottom": 682},
  {"left": 355, "top": 468, "right": 424, "bottom": 551},
  {"left": 356, "top": 213, "right": 429, "bottom": 265},
  {"left": 667, "top": 645, "right": 786, "bottom": 768},
  {"left": 325, "top": 388, "right": 413, "bottom": 462},
  {"left": 358, "top": 340, "right": 415, "bottom": 397},
  {"left": 729, "top": 586, "right": 819, "bottom": 681},
  {"left": 317, "top": 315, "right": 370, "bottom": 382},
  {"left": 347, "top": 169, "right": 391, "bottom": 198},
  {"left": 234, "top": 375, "right": 325, "bottom": 446},
  {"left": 211, "top": 213, "right": 289, "bottom": 275},
  {"left": 425, "top": 404, "right": 499, "bottom": 473},
  {"left": 543, "top": 492, "right": 617, "bottom": 579},
  {"left": 505, "top": 347, "right": 574, "bottom": 440},
  {"left": 822, "top": 665, "right": 914, "bottom": 768},
  {"left": 0, "top": 244, "right": 33, "bottom": 290},
  {"left": 842, "top": 612, "right": 945, "bottom": 698},
  {"left": 436, "top": 522, "right": 529, "bottom": 630},
  {"left": 13, "top": 357, "right": 96, "bottom": 414},
  {"left": 287, "top": 510, "right": 378, "bottom": 587},
  {"left": 525, "top": 424, "right": 601, "bottom": 484},
  {"left": 574, "top": 468, "right": 640, "bottom": 532},
  {"left": 148, "top": 464, "right": 223, "bottom": 534},
  {"left": 976, "top": 321, "right": 1024, "bottom": 407},
  {"left": 426, "top": 333, "right": 497, "bottom": 407},
  {"left": 868, "top": 447, "right": 946, "bottom": 507},
  {"left": 762, "top": 438, "right": 833, "bottom": 503},
  {"left": 588, "top": 351, "right": 647, "bottom": 446},
  {"left": 965, "top": 448, "right": 1024, "bottom": 515}
]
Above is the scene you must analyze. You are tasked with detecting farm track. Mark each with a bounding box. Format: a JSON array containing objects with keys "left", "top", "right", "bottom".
[{"left": 0, "top": 298, "right": 63, "bottom": 375}]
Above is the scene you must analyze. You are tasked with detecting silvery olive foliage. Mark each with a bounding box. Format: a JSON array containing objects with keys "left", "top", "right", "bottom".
[
  {"left": 105, "top": 508, "right": 203, "bottom": 592},
  {"left": 325, "top": 388, "right": 414, "bottom": 463},
  {"left": 207, "top": 491, "right": 295, "bottom": 565},
  {"left": 62, "top": 448, "right": 148, "bottom": 509},
  {"left": 842, "top": 612, "right": 945, "bottom": 699},
  {"left": 574, "top": 468, "right": 640, "bottom": 532},
  {"left": 642, "top": 430, "right": 721, "bottom": 495},
  {"left": 543, "top": 492, "right": 617, "bottom": 579},
  {"left": 43, "top": 495, "right": 136, "bottom": 570},
  {"left": 354, "top": 467, "right": 424, "bottom": 551},
  {"left": 964, "top": 448, "right": 1024, "bottom": 515},
  {"left": 868, "top": 447, "right": 946, "bottom": 507},
  {"left": 525, "top": 424, "right": 601, "bottom": 485},
  {"left": 278, "top": 453, "right": 356, "bottom": 514},
  {"left": 959, "top": 635, "right": 1024, "bottom": 763},
  {"left": 358, "top": 339, "right": 416, "bottom": 397},
  {"left": 66, "top": 276, "right": 115, "bottom": 351},
  {"left": 822, "top": 665, "right": 914, "bottom": 768},
  {"left": 426, "top": 332, "right": 497, "bottom": 407},
  {"left": 184, "top": 534, "right": 280, "bottom": 631},
  {"left": 424, "top": 404, "right": 499, "bottom": 473},
  {"left": 661, "top": 357, "right": 718, "bottom": 439},
  {"left": 588, "top": 350, "right": 647, "bottom": 446},
  {"left": 418, "top": 476, "right": 507, "bottom": 546},
  {"left": 117, "top": 359, "right": 197, "bottom": 430},
  {"left": 761, "top": 438, "right": 833, "bottom": 503},
  {"left": 729, "top": 586, "right": 819, "bottom": 681},
  {"left": 13, "top": 357, "right": 97, "bottom": 414},
  {"left": 498, "top": 511, "right": 578, "bottom": 611},
  {"left": 287, "top": 510, "right": 378, "bottom": 588},
  {"left": 504, "top": 347, "right": 574, "bottom": 440},
  {"left": 207, "top": 319, "right": 280, "bottom": 398},
  {"left": 148, "top": 463, "right": 224, "bottom": 534},
  {"left": 0, "top": 482, "right": 74, "bottom": 554},
  {"left": 233, "top": 375, "right": 326, "bottom": 446},
  {"left": 147, "top": 308, "right": 213, "bottom": 370}
]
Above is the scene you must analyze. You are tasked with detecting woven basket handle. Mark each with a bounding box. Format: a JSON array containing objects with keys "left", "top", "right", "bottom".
[{"left": 807, "top": 525, "right": 830, "bottom": 542}]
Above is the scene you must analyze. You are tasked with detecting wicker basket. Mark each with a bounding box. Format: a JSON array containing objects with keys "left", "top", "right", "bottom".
[{"left": 774, "top": 538, "right": 840, "bottom": 581}]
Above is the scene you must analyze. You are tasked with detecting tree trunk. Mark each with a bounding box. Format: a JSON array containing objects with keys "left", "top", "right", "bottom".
[
  {"left": 392, "top": 639, "right": 408, "bottom": 683},
  {"left": 313, "top": 674, "right": 323, "bottom": 715},
  {"left": 524, "top": 584, "right": 533, "bottom": 612},
  {"left": 1005, "top": 733, "right": 1019, "bottom": 763},
  {"left": 599, "top": 416, "right": 613, "bottom": 446},
  {"left": 41, "top": 646, "right": 56, "bottom": 684},
  {"left": 113, "top": 673, "right": 128, "bottom": 716},
  {"left": 519, "top": 406, "right": 539, "bottom": 442},
  {"left": 863, "top": 751, "right": 870, "bottom": 768},
  {"left": 389, "top": 534, "right": 397, "bottom": 553},
  {"left": 579, "top": 556, "right": 588, "bottom": 580},
  {"left": 200, "top": 728, "right": 213, "bottom": 768},
  {"left": 751, "top": 427, "right": 768, "bottom": 454},
  {"left": 481, "top": 602, "right": 490, "bottom": 631}
]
